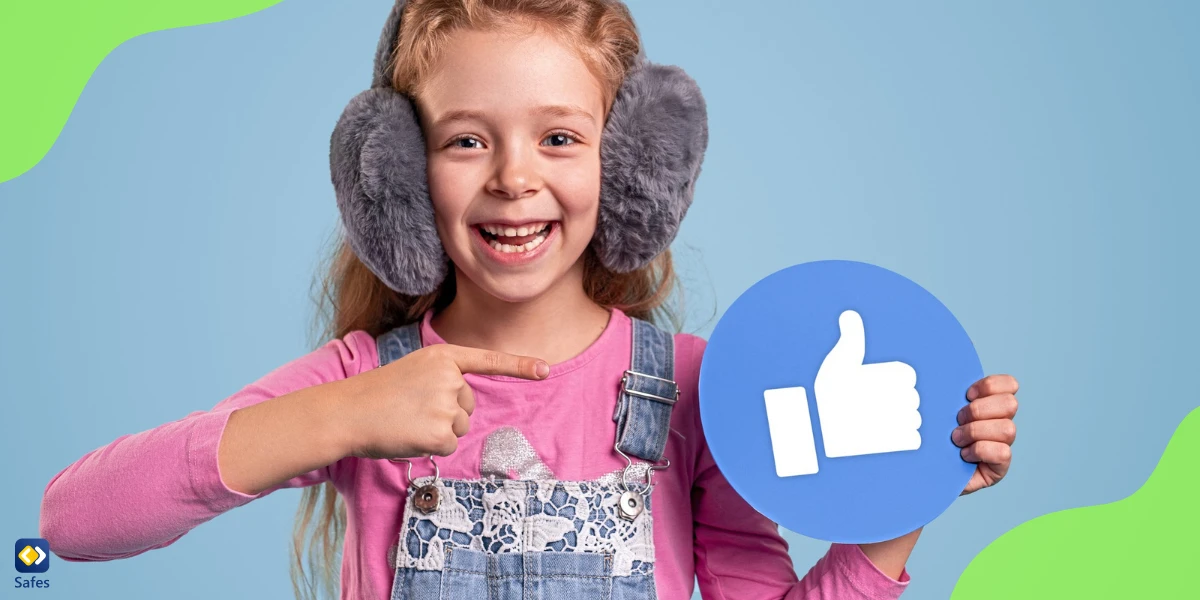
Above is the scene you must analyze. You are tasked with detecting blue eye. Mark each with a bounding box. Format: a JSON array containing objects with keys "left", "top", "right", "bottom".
[
  {"left": 453, "top": 137, "right": 483, "bottom": 149},
  {"left": 542, "top": 133, "right": 576, "bottom": 147}
]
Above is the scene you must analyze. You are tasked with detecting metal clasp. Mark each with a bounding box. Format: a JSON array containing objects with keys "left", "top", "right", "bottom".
[
  {"left": 389, "top": 455, "right": 441, "bottom": 514},
  {"left": 620, "top": 370, "right": 680, "bottom": 405},
  {"left": 613, "top": 443, "right": 670, "bottom": 521}
]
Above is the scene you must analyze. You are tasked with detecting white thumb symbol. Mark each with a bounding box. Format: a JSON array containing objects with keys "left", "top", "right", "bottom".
[
  {"left": 762, "top": 310, "right": 923, "bottom": 479},
  {"left": 814, "top": 310, "right": 922, "bottom": 459},
  {"left": 824, "top": 310, "right": 866, "bottom": 369}
]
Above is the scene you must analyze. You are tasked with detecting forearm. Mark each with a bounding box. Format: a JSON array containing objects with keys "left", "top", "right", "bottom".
[
  {"left": 40, "top": 392, "right": 352, "bottom": 562},
  {"left": 218, "top": 377, "right": 357, "bottom": 496},
  {"left": 41, "top": 413, "right": 233, "bottom": 561},
  {"left": 857, "top": 527, "right": 923, "bottom": 580}
]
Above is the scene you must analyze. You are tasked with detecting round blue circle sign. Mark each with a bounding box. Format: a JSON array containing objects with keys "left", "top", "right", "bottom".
[{"left": 698, "top": 260, "right": 982, "bottom": 544}]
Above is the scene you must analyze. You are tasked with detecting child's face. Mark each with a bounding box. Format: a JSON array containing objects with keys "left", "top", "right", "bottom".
[{"left": 418, "top": 27, "right": 607, "bottom": 304}]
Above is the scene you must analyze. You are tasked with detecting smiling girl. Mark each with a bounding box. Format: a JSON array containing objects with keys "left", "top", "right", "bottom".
[{"left": 39, "top": 1, "right": 1019, "bottom": 598}]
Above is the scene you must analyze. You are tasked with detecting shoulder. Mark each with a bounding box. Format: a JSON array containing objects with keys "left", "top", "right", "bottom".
[
  {"left": 207, "top": 330, "right": 378, "bottom": 421},
  {"left": 672, "top": 332, "right": 707, "bottom": 385},
  {"left": 665, "top": 331, "right": 708, "bottom": 474},
  {"left": 299, "top": 329, "right": 379, "bottom": 378},
  {"left": 670, "top": 332, "right": 707, "bottom": 416},
  {"left": 249, "top": 330, "right": 379, "bottom": 394},
  {"left": 335, "top": 330, "right": 380, "bottom": 375}
]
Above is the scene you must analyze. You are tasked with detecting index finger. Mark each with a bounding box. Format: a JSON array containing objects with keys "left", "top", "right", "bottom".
[
  {"left": 444, "top": 345, "right": 550, "bottom": 380},
  {"left": 967, "top": 374, "right": 1019, "bottom": 400}
]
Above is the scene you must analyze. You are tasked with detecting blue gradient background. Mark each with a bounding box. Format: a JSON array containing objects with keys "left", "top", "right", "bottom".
[{"left": 1, "top": 1, "right": 1197, "bottom": 598}]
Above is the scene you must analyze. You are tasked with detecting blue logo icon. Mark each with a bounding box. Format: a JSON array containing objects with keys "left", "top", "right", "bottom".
[
  {"left": 699, "top": 261, "right": 982, "bottom": 544},
  {"left": 15, "top": 538, "right": 50, "bottom": 573}
]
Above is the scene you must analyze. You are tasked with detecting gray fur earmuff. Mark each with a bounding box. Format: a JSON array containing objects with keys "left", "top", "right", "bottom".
[{"left": 330, "top": 0, "right": 708, "bottom": 295}]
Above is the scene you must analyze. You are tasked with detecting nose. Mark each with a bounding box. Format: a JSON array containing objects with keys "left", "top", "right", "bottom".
[{"left": 486, "top": 144, "right": 542, "bottom": 200}]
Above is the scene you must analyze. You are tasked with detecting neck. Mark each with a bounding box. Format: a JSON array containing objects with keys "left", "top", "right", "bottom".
[{"left": 431, "top": 260, "right": 612, "bottom": 365}]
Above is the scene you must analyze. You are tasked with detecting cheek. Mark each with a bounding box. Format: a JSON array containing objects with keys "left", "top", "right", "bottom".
[
  {"left": 427, "top": 159, "right": 475, "bottom": 233},
  {"left": 555, "top": 156, "right": 602, "bottom": 230}
]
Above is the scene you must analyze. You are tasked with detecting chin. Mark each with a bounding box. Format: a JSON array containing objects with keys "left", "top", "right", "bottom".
[{"left": 474, "top": 274, "right": 560, "bottom": 304}]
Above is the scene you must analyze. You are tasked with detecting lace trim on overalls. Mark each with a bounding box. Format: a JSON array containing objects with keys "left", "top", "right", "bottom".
[{"left": 395, "top": 476, "right": 656, "bottom": 577}]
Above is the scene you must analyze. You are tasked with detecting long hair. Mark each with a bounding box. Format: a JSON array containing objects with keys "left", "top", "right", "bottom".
[{"left": 290, "top": 2, "right": 681, "bottom": 598}]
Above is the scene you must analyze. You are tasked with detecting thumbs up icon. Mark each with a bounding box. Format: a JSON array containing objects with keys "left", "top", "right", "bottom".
[{"left": 764, "top": 310, "right": 922, "bottom": 477}]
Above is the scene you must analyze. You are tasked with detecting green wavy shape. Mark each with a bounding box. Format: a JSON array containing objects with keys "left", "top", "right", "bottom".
[
  {"left": 952, "top": 406, "right": 1200, "bottom": 599},
  {"left": 0, "top": 0, "right": 285, "bottom": 184}
]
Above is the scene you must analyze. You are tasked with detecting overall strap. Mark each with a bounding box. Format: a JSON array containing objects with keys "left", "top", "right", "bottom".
[
  {"left": 613, "top": 317, "right": 678, "bottom": 463},
  {"left": 377, "top": 321, "right": 423, "bottom": 367}
]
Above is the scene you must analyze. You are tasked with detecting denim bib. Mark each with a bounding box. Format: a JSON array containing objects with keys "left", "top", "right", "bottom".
[{"left": 377, "top": 318, "right": 677, "bottom": 600}]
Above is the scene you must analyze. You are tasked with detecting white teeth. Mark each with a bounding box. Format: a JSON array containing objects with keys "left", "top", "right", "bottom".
[
  {"left": 480, "top": 222, "right": 553, "bottom": 253},
  {"left": 480, "top": 222, "right": 553, "bottom": 236},
  {"left": 488, "top": 231, "right": 548, "bottom": 254}
]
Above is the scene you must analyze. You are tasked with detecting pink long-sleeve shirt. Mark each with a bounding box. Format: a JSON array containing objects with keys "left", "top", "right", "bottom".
[{"left": 40, "top": 308, "right": 910, "bottom": 599}]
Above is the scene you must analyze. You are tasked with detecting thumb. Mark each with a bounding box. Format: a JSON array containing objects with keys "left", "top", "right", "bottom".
[{"left": 822, "top": 310, "right": 866, "bottom": 369}]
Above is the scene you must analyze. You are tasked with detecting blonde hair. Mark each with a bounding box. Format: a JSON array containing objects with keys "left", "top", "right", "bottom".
[{"left": 290, "top": 1, "right": 680, "bottom": 598}]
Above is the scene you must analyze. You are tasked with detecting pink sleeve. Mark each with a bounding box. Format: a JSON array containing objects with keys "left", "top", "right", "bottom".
[
  {"left": 686, "top": 338, "right": 911, "bottom": 599},
  {"left": 38, "top": 330, "right": 378, "bottom": 562}
]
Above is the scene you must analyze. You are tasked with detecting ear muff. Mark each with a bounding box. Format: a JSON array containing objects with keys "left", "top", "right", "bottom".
[{"left": 330, "top": 0, "right": 708, "bottom": 296}]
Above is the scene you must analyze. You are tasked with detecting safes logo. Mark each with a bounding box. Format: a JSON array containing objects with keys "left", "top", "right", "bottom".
[
  {"left": 14, "top": 539, "right": 49, "bottom": 574},
  {"left": 14, "top": 538, "right": 51, "bottom": 590}
]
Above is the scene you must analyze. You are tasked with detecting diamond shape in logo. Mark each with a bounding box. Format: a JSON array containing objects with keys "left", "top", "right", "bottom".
[{"left": 14, "top": 538, "right": 50, "bottom": 573}]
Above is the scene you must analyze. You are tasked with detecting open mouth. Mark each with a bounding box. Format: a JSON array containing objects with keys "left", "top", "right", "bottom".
[{"left": 476, "top": 221, "right": 555, "bottom": 254}]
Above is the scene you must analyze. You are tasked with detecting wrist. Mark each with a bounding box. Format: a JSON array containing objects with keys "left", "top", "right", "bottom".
[{"left": 857, "top": 527, "right": 923, "bottom": 580}]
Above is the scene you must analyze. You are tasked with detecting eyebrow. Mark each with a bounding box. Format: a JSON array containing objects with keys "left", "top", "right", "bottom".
[
  {"left": 430, "top": 109, "right": 487, "bottom": 129},
  {"left": 532, "top": 104, "right": 596, "bottom": 124},
  {"left": 430, "top": 104, "right": 596, "bottom": 129}
]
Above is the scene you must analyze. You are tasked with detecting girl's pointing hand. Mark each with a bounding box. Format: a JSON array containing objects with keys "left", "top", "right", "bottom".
[{"left": 339, "top": 344, "right": 550, "bottom": 461}]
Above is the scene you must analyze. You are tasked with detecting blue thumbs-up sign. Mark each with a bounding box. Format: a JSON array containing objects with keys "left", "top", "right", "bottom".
[{"left": 699, "top": 261, "right": 982, "bottom": 544}]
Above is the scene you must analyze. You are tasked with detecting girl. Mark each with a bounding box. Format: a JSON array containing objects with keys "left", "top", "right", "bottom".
[{"left": 39, "top": 0, "right": 1020, "bottom": 598}]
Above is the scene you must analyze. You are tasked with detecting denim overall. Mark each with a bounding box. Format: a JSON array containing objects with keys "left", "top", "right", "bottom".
[{"left": 377, "top": 318, "right": 678, "bottom": 600}]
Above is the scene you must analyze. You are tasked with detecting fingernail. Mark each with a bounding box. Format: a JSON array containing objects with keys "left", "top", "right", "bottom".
[
  {"left": 535, "top": 361, "right": 550, "bottom": 378},
  {"left": 951, "top": 427, "right": 964, "bottom": 445},
  {"left": 966, "top": 386, "right": 979, "bottom": 401},
  {"left": 957, "top": 408, "right": 967, "bottom": 425}
]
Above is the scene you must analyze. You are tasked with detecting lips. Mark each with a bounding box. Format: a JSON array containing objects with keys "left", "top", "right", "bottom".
[{"left": 471, "top": 221, "right": 559, "bottom": 265}]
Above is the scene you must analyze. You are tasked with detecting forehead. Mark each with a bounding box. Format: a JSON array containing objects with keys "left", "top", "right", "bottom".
[{"left": 418, "top": 27, "right": 606, "bottom": 122}]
